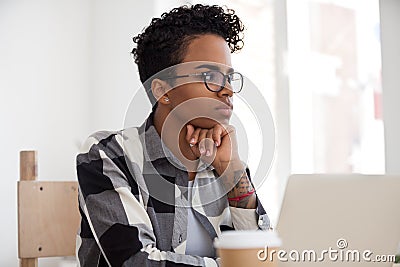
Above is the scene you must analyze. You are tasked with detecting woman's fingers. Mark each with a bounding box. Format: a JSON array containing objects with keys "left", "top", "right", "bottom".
[
  {"left": 186, "top": 124, "right": 225, "bottom": 159},
  {"left": 185, "top": 125, "right": 199, "bottom": 157},
  {"left": 212, "top": 124, "right": 225, "bottom": 147},
  {"left": 198, "top": 129, "right": 208, "bottom": 155},
  {"left": 205, "top": 129, "right": 215, "bottom": 157},
  {"left": 191, "top": 128, "right": 201, "bottom": 145},
  {"left": 185, "top": 124, "right": 195, "bottom": 143},
  {"left": 186, "top": 125, "right": 200, "bottom": 145}
]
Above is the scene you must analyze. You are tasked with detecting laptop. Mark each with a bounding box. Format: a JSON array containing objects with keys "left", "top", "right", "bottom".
[{"left": 276, "top": 174, "right": 400, "bottom": 266}]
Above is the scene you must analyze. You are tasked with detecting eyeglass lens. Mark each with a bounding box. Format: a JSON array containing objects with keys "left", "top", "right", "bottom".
[{"left": 204, "top": 71, "right": 243, "bottom": 93}]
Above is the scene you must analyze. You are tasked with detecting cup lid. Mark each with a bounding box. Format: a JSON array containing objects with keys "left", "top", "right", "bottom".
[{"left": 214, "top": 230, "right": 282, "bottom": 249}]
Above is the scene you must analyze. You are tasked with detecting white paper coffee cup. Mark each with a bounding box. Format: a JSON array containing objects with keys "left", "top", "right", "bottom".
[{"left": 214, "top": 230, "right": 282, "bottom": 267}]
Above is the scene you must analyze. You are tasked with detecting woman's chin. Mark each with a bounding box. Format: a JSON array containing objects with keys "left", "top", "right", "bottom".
[{"left": 189, "top": 117, "right": 230, "bottom": 129}]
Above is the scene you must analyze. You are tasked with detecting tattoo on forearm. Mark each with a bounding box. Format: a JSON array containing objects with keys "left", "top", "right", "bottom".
[{"left": 225, "top": 170, "right": 256, "bottom": 208}]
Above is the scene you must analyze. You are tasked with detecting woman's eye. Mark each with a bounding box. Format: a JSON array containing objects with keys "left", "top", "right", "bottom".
[
  {"left": 205, "top": 73, "right": 216, "bottom": 80},
  {"left": 204, "top": 74, "right": 212, "bottom": 81}
]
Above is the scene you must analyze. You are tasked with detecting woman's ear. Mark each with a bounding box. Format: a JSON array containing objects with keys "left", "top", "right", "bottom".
[{"left": 151, "top": 79, "right": 172, "bottom": 105}]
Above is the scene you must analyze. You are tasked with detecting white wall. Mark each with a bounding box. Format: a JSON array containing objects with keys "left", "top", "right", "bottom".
[
  {"left": 380, "top": 0, "right": 400, "bottom": 175},
  {"left": 0, "top": 0, "right": 153, "bottom": 265},
  {"left": 0, "top": 1, "right": 91, "bottom": 265},
  {"left": 89, "top": 0, "right": 154, "bottom": 131}
]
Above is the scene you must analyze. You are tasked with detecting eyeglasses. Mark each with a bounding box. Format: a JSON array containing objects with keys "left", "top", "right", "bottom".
[{"left": 164, "top": 70, "right": 243, "bottom": 93}]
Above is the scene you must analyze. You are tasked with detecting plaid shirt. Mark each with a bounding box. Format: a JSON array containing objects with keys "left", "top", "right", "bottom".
[{"left": 76, "top": 111, "right": 271, "bottom": 267}]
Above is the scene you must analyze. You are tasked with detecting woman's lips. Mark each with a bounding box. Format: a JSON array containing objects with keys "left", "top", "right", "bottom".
[{"left": 215, "top": 105, "right": 233, "bottom": 117}]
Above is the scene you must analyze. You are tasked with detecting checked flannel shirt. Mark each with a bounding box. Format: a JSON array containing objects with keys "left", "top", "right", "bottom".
[{"left": 76, "top": 111, "right": 271, "bottom": 267}]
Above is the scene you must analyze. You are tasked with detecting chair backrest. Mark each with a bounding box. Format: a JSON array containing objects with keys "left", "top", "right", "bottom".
[{"left": 17, "top": 151, "right": 80, "bottom": 267}]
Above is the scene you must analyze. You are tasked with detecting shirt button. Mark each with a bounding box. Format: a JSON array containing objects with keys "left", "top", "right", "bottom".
[{"left": 179, "top": 234, "right": 182, "bottom": 243}]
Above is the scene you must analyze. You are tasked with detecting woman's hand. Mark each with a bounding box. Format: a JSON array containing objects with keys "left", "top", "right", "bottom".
[
  {"left": 185, "top": 123, "right": 241, "bottom": 175},
  {"left": 185, "top": 123, "right": 257, "bottom": 209}
]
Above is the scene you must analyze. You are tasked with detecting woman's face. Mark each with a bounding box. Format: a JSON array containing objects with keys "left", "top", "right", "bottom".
[{"left": 165, "top": 34, "right": 234, "bottom": 129}]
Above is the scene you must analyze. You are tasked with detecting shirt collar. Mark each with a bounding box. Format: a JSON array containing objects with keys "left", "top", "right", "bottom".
[{"left": 139, "top": 111, "right": 184, "bottom": 167}]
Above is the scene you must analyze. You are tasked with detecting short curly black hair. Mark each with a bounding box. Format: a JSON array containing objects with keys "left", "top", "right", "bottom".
[{"left": 131, "top": 4, "right": 245, "bottom": 105}]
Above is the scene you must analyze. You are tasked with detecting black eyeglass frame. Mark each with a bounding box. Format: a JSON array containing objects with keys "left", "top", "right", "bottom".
[{"left": 163, "top": 70, "right": 244, "bottom": 93}]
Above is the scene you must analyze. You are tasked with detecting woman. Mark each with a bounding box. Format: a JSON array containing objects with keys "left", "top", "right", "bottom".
[{"left": 76, "top": 4, "right": 270, "bottom": 267}]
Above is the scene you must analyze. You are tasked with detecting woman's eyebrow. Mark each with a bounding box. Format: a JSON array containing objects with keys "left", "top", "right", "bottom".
[{"left": 194, "top": 64, "right": 234, "bottom": 73}]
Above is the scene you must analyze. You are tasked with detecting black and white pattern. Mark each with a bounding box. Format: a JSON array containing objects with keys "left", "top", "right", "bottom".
[{"left": 76, "top": 111, "right": 271, "bottom": 267}]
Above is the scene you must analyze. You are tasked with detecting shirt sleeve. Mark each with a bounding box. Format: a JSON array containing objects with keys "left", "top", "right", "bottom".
[
  {"left": 76, "top": 133, "right": 219, "bottom": 267},
  {"left": 229, "top": 207, "right": 259, "bottom": 230}
]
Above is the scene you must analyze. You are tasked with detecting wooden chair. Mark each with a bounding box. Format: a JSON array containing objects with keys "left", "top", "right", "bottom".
[{"left": 17, "top": 151, "right": 80, "bottom": 267}]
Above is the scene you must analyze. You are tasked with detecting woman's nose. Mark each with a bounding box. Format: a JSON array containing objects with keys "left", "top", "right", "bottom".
[{"left": 217, "top": 84, "right": 234, "bottom": 98}]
